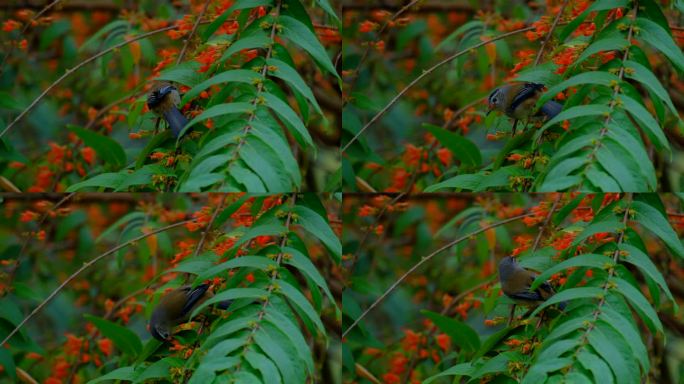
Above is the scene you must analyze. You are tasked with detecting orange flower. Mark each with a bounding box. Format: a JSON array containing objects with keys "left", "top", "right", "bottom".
[
  {"left": 359, "top": 20, "right": 379, "bottom": 33},
  {"left": 20, "top": 210, "right": 39, "bottom": 222},
  {"left": 98, "top": 338, "right": 113, "bottom": 356},
  {"left": 436, "top": 148, "right": 452, "bottom": 167},
  {"left": 2, "top": 19, "right": 21, "bottom": 32},
  {"left": 507, "top": 153, "right": 523, "bottom": 162},
  {"left": 358, "top": 205, "right": 376, "bottom": 217},
  {"left": 81, "top": 147, "right": 96, "bottom": 165},
  {"left": 196, "top": 46, "right": 221, "bottom": 73},
  {"left": 435, "top": 333, "right": 451, "bottom": 352}
]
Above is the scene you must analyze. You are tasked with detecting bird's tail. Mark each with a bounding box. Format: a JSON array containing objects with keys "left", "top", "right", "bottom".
[
  {"left": 216, "top": 300, "right": 232, "bottom": 310},
  {"left": 163, "top": 107, "right": 188, "bottom": 138},
  {"left": 539, "top": 100, "right": 562, "bottom": 119}
]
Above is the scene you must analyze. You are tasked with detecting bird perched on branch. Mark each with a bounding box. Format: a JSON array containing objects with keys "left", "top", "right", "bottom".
[
  {"left": 149, "top": 283, "right": 231, "bottom": 341},
  {"left": 487, "top": 82, "right": 563, "bottom": 135},
  {"left": 498, "top": 256, "right": 566, "bottom": 326},
  {"left": 147, "top": 82, "right": 188, "bottom": 138}
]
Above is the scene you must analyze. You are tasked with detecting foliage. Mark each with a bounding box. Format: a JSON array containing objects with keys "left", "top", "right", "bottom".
[
  {"left": 343, "top": 193, "right": 684, "bottom": 383},
  {"left": 0, "top": 0, "right": 341, "bottom": 192},
  {"left": 0, "top": 193, "right": 341, "bottom": 383},
  {"left": 342, "top": 0, "right": 684, "bottom": 192}
]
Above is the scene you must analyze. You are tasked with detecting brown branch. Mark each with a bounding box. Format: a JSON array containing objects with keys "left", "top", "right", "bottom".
[
  {"left": 176, "top": 0, "right": 212, "bottom": 64},
  {"left": 193, "top": 195, "right": 228, "bottom": 258},
  {"left": 530, "top": 194, "right": 563, "bottom": 252},
  {"left": 342, "top": 211, "right": 536, "bottom": 339},
  {"left": 533, "top": 0, "right": 570, "bottom": 66},
  {"left": 341, "top": 26, "right": 534, "bottom": 152},
  {"left": 0, "top": 24, "right": 179, "bottom": 138},
  {"left": 0, "top": 218, "right": 195, "bottom": 348}
]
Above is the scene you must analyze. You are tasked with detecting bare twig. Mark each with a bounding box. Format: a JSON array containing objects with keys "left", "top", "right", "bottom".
[
  {"left": 0, "top": 218, "right": 195, "bottom": 348},
  {"left": 530, "top": 194, "right": 563, "bottom": 252},
  {"left": 533, "top": 0, "right": 570, "bottom": 66},
  {"left": 341, "top": 26, "right": 534, "bottom": 152},
  {"left": 342, "top": 211, "right": 535, "bottom": 339},
  {"left": 0, "top": 24, "right": 178, "bottom": 138},
  {"left": 176, "top": 0, "right": 212, "bottom": 64}
]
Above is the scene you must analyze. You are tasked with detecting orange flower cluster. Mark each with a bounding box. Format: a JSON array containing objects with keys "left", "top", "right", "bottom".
[
  {"left": 511, "top": 234, "right": 533, "bottom": 256},
  {"left": 167, "top": 14, "right": 194, "bottom": 40},
  {"left": 2, "top": 19, "right": 21, "bottom": 32},
  {"left": 196, "top": 46, "right": 222, "bottom": 73},
  {"left": 522, "top": 201, "right": 550, "bottom": 227},
  {"left": 510, "top": 49, "right": 536, "bottom": 75},
  {"left": 186, "top": 205, "right": 213, "bottom": 232},
  {"left": 551, "top": 232, "right": 577, "bottom": 251},
  {"left": 359, "top": 20, "right": 379, "bottom": 33},
  {"left": 553, "top": 47, "right": 580, "bottom": 74},
  {"left": 525, "top": 17, "right": 551, "bottom": 41}
]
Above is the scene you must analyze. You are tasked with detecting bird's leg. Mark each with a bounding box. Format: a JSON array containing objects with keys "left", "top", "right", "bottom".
[
  {"left": 154, "top": 117, "right": 161, "bottom": 135},
  {"left": 507, "top": 304, "right": 516, "bottom": 326},
  {"left": 535, "top": 309, "right": 545, "bottom": 330},
  {"left": 512, "top": 119, "right": 519, "bottom": 136},
  {"left": 522, "top": 119, "right": 530, "bottom": 133}
]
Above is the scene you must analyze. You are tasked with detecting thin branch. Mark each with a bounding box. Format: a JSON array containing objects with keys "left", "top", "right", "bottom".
[
  {"left": 533, "top": 0, "right": 570, "bottom": 66},
  {"left": 0, "top": 24, "right": 179, "bottom": 138},
  {"left": 0, "top": 218, "right": 195, "bottom": 348},
  {"left": 342, "top": 211, "right": 536, "bottom": 339},
  {"left": 0, "top": 0, "right": 61, "bottom": 74},
  {"left": 193, "top": 195, "right": 228, "bottom": 258},
  {"left": 176, "top": 0, "right": 212, "bottom": 64},
  {"left": 341, "top": 26, "right": 534, "bottom": 152},
  {"left": 530, "top": 193, "right": 563, "bottom": 252}
]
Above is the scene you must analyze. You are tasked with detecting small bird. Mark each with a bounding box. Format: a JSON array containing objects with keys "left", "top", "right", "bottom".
[
  {"left": 149, "top": 283, "right": 230, "bottom": 341},
  {"left": 147, "top": 82, "right": 188, "bottom": 138},
  {"left": 487, "top": 82, "right": 563, "bottom": 135},
  {"left": 498, "top": 256, "right": 566, "bottom": 326}
]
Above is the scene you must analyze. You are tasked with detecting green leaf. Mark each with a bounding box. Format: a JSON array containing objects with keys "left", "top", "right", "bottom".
[
  {"left": 96, "top": 212, "right": 145, "bottom": 243},
  {"left": 180, "top": 154, "right": 231, "bottom": 192},
  {"left": 156, "top": 62, "right": 204, "bottom": 87},
  {"left": 599, "top": 309, "right": 649, "bottom": 372},
  {"left": 66, "top": 172, "right": 127, "bottom": 192},
  {"left": 277, "top": 279, "right": 325, "bottom": 335},
  {"left": 67, "top": 125, "right": 126, "bottom": 168},
  {"left": 538, "top": 175, "right": 582, "bottom": 192},
  {"left": 632, "top": 201, "right": 684, "bottom": 258},
  {"left": 84, "top": 314, "right": 142, "bottom": 356},
  {"left": 0, "top": 348, "right": 16, "bottom": 381},
  {"left": 192, "top": 288, "right": 270, "bottom": 318},
  {"left": 283, "top": 246, "right": 336, "bottom": 307},
  {"left": 635, "top": 18, "right": 684, "bottom": 72},
  {"left": 292, "top": 205, "right": 341, "bottom": 262},
  {"left": 196, "top": 255, "right": 277, "bottom": 282},
  {"left": 240, "top": 136, "right": 294, "bottom": 192},
  {"left": 573, "top": 38, "right": 630, "bottom": 68},
  {"left": 612, "top": 277, "right": 663, "bottom": 334},
  {"left": 86, "top": 366, "right": 137, "bottom": 384},
  {"left": 535, "top": 104, "right": 611, "bottom": 141},
  {"left": 220, "top": 32, "right": 272, "bottom": 63},
  {"left": 584, "top": 166, "right": 620, "bottom": 192},
  {"left": 577, "top": 350, "right": 615, "bottom": 384},
  {"left": 202, "top": 0, "right": 273, "bottom": 40},
  {"left": 531, "top": 287, "right": 604, "bottom": 317},
  {"left": 619, "top": 244, "right": 676, "bottom": 308},
  {"left": 313, "top": 0, "right": 340, "bottom": 24},
  {"left": 605, "top": 123, "right": 656, "bottom": 190},
  {"left": 623, "top": 60, "right": 677, "bottom": 116},
  {"left": 253, "top": 327, "right": 299, "bottom": 383},
  {"left": 134, "top": 358, "right": 183, "bottom": 383},
  {"left": 267, "top": 58, "right": 323, "bottom": 115},
  {"left": 181, "top": 102, "right": 254, "bottom": 137},
  {"left": 264, "top": 310, "right": 314, "bottom": 374},
  {"left": 425, "top": 174, "right": 483, "bottom": 192},
  {"left": 278, "top": 15, "right": 339, "bottom": 79},
  {"left": 423, "top": 123, "right": 481, "bottom": 167},
  {"left": 421, "top": 310, "right": 480, "bottom": 353},
  {"left": 532, "top": 254, "right": 614, "bottom": 290},
  {"left": 595, "top": 142, "right": 643, "bottom": 191},
  {"left": 620, "top": 95, "right": 669, "bottom": 152},
  {"left": 262, "top": 92, "right": 313, "bottom": 148},
  {"left": 250, "top": 122, "right": 300, "bottom": 186},
  {"left": 244, "top": 350, "right": 283, "bottom": 384},
  {"left": 586, "top": 326, "right": 636, "bottom": 384},
  {"left": 422, "top": 363, "right": 473, "bottom": 384},
  {"left": 181, "top": 70, "right": 260, "bottom": 106},
  {"left": 538, "top": 71, "right": 619, "bottom": 106},
  {"left": 558, "top": 0, "right": 628, "bottom": 41}
]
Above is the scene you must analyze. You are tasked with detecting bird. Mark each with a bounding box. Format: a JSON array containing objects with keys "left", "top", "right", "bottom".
[
  {"left": 487, "top": 82, "right": 563, "bottom": 135},
  {"left": 149, "top": 283, "right": 231, "bottom": 341},
  {"left": 147, "top": 82, "right": 188, "bottom": 138},
  {"left": 498, "top": 256, "right": 566, "bottom": 326}
]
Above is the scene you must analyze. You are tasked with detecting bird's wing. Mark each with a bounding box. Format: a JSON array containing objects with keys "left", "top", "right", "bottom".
[
  {"left": 507, "top": 82, "right": 544, "bottom": 116},
  {"left": 507, "top": 289, "right": 545, "bottom": 302},
  {"left": 181, "top": 284, "right": 210, "bottom": 316}
]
